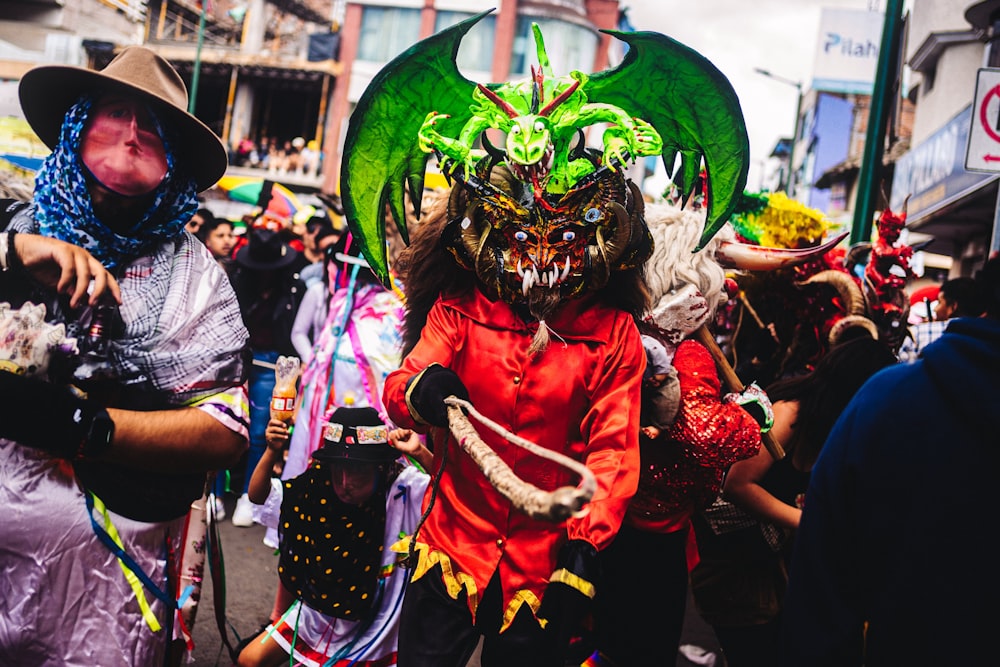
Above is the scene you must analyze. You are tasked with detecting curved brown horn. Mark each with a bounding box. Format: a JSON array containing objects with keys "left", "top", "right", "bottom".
[
  {"left": 616, "top": 181, "right": 653, "bottom": 269},
  {"left": 829, "top": 316, "right": 879, "bottom": 344},
  {"left": 445, "top": 186, "right": 480, "bottom": 269},
  {"left": 587, "top": 227, "right": 611, "bottom": 289},
  {"left": 601, "top": 201, "right": 636, "bottom": 269},
  {"left": 797, "top": 269, "right": 880, "bottom": 343},
  {"left": 589, "top": 180, "right": 652, "bottom": 272},
  {"left": 716, "top": 231, "right": 849, "bottom": 271},
  {"left": 456, "top": 200, "right": 501, "bottom": 295},
  {"left": 629, "top": 180, "right": 646, "bottom": 220},
  {"left": 798, "top": 270, "right": 867, "bottom": 317},
  {"left": 844, "top": 241, "right": 871, "bottom": 270},
  {"left": 473, "top": 225, "right": 502, "bottom": 298}
]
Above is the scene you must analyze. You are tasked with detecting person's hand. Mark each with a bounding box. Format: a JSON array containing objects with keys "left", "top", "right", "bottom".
[
  {"left": 0, "top": 370, "right": 114, "bottom": 459},
  {"left": 11, "top": 233, "right": 121, "bottom": 309},
  {"left": 389, "top": 428, "right": 421, "bottom": 454},
  {"left": 723, "top": 381, "right": 774, "bottom": 432},
  {"left": 536, "top": 540, "right": 600, "bottom": 658},
  {"left": 640, "top": 425, "right": 662, "bottom": 440},
  {"left": 264, "top": 418, "right": 290, "bottom": 452},
  {"left": 404, "top": 363, "right": 469, "bottom": 427}
]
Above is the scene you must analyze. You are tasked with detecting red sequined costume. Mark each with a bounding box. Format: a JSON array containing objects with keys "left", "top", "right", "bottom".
[{"left": 627, "top": 339, "right": 763, "bottom": 533}]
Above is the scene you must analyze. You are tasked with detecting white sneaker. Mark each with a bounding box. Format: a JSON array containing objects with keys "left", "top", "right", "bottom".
[
  {"left": 212, "top": 496, "right": 226, "bottom": 521},
  {"left": 231, "top": 493, "right": 255, "bottom": 527},
  {"left": 263, "top": 527, "right": 279, "bottom": 549},
  {"left": 679, "top": 644, "right": 718, "bottom": 667}
]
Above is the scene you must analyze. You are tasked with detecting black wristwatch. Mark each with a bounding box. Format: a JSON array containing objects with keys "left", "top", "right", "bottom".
[{"left": 81, "top": 409, "right": 116, "bottom": 458}]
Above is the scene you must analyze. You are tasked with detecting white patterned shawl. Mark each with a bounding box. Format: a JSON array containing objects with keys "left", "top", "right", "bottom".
[{"left": 9, "top": 206, "right": 248, "bottom": 405}]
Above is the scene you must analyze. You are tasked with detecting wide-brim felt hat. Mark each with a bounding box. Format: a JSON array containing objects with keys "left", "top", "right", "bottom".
[
  {"left": 313, "top": 406, "right": 400, "bottom": 464},
  {"left": 18, "top": 45, "right": 228, "bottom": 192},
  {"left": 234, "top": 228, "right": 299, "bottom": 270}
]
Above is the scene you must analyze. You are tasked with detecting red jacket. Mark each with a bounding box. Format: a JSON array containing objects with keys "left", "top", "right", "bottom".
[{"left": 384, "top": 288, "right": 643, "bottom": 630}]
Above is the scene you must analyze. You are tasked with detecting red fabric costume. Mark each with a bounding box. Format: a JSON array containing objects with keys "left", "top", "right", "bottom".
[{"left": 384, "top": 288, "right": 643, "bottom": 630}]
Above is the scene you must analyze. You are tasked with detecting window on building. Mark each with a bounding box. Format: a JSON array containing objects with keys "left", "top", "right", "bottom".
[
  {"left": 509, "top": 17, "right": 598, "bottom": 78},
  {"left": 357, "top": 6, "right": 421, "bottom": 62},
  {"left": 435, "top": 11, "right": 497, "bottom": 74}
]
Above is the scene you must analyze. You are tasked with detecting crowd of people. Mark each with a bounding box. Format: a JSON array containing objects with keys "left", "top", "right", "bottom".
[
  {"left": 1, "top": 37, "right": 998, "bottom": 667},
  {"left": 230, "top": 135, "right": 321, "bottom": 178}
]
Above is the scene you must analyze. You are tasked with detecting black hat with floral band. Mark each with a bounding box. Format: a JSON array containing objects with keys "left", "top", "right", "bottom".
[{"left": 313, "top": 406, "right": 399, "bottom": 464}]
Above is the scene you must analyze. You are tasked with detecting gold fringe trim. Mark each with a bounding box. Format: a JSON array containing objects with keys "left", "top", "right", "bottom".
[
  {"left": 391, "top": 537, "right": 545, "bottom": 633},
  {"left": 392, "top": 537, "right": 479, "bottom": 612}
]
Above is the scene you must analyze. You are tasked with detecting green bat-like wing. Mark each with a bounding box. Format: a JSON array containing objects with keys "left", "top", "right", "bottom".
[
  {"left": 341, "top": 10, "right": 492, "bottom": 284},
  {"left": 586, "top": 30, "right": 750, "bottom": 250}
]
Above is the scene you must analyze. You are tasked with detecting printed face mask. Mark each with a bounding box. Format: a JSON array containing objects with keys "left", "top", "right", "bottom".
[
  {"left": 81, "top": 94, "right": 167, "bottom": 196},
  {"left": 443, "top": 161, "right": 651, "bottom": 312}
]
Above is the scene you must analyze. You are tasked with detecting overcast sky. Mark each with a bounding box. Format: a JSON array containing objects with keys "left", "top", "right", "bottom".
[{"left": 622, "top": 0, "right": 884, "bottom": 192}]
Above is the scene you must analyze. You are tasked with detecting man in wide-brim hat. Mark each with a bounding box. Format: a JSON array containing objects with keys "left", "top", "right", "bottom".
[{"left": 0, "top": 46, "right": 250, "bottom": 666}]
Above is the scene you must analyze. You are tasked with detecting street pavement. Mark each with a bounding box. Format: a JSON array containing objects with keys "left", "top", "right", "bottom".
[{"left": 188, "top": 495, "right": 724, "bottom": 667}]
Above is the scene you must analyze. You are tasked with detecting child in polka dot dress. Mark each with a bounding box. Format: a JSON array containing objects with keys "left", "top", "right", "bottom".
[{"left": 237, "top": 406, "right": 431, "bottom": 667}]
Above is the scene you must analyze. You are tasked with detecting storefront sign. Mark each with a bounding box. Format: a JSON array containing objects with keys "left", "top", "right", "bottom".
[
  {"left": 811, "top": 8, "right": 883, "bottom": 94},
  {"left": 892, "top": 104, "right": 993, "bottom": 223}
]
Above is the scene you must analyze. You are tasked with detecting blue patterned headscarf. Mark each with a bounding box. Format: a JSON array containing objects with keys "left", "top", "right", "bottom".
[{"left": 33, "top": 95, "right": 200, "bottom": 270}]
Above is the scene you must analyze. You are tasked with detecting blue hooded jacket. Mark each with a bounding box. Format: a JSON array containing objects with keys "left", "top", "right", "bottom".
[{"left": 780, "top": 317, "right": 1000, "bottom": 666}]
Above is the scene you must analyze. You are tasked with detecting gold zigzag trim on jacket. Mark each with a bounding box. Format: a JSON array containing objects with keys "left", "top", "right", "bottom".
[{"left": 391, "top": 537, "right": 543, "bottom": 633}]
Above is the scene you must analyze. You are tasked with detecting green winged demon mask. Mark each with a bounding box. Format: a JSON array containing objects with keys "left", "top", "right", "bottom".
[{"left": 340, "top": 9, "right": 749, "bottom": 311}]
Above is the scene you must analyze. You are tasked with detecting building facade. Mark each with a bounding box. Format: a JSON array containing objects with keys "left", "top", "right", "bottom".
[
  {"left": 889, "top": 0, "right": 1000, "bottom": 274},
  {"left": 1, "top": 0, "right": 624, "bottom": 198}
]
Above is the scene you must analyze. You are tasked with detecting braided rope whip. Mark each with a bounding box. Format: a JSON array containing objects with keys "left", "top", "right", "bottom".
[{"left": 444, "top": 396, "right": 597, "bottom": 522}]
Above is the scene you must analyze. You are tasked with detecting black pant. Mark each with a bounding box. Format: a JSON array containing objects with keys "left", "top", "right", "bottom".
[
  {"left": 397, "top": 565, "right": 562, "bottom": 667},
  {"left": 713, "top": 616, "right": 781, "bottom": 667},
  {"left": 593, "top": 524, "right": 690, "bottom": 666}
]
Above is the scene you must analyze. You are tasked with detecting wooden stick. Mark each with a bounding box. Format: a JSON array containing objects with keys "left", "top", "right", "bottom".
[
  {"left": 694, "top": 326, "right": 786, "bottom": 460},
  {"left": 738, "top": 291, "right": 767, "bottom": 329}
]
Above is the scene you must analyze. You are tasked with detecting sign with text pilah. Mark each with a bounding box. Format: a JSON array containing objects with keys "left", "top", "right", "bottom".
[{"left": 966, "top": 68, "right": 1000, "bottom": 173}]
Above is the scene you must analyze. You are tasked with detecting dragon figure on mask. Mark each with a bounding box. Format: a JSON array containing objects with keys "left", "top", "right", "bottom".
[
  {"left": 341, "top": 10, "right": 750, "bottom": 334},
  {"left": 417, "top": 23, "right": 664, "bottom": 194}
]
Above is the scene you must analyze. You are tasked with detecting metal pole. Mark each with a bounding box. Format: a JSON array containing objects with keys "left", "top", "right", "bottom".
[
  {"left": 991, "top": 179, "right": 1000, "bottom": 255},
  {"left": 788, "top": 84, "right": 803, "bottom": 196},
  {"left": 849, "top": 0, "right": 905, "bottom": 246},
  {"left": 189, "top": 3, "right": 208, "bottom": 114}
]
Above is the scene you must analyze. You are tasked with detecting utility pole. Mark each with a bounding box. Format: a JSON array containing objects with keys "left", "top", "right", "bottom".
[
  {"left": 850, "top": 0, "right": 905, "bottom": 245},
  {"left": 189, "top": 2, "right": 208, "bottom": 114}
]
